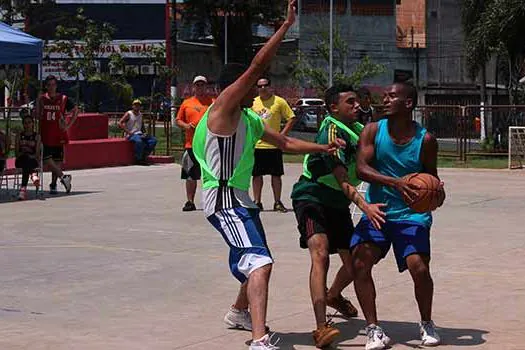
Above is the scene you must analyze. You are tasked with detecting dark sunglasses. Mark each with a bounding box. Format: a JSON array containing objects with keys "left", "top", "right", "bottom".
[{"left": 257, "top": 84, "right": 269, "bottom": 88}]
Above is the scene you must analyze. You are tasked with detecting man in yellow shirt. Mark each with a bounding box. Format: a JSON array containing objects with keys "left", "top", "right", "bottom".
[{"left": 251, "top": 77, "right": 296, "bottom": 212}]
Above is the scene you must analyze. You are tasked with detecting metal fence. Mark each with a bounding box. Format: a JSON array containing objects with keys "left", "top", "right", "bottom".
[{"left": 3, "top": 104, "right": 525, "bottom": 162}]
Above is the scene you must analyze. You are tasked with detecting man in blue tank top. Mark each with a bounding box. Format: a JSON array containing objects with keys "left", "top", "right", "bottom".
[{"left": 352, "top": 82, "right": 445, "bottom": 350}]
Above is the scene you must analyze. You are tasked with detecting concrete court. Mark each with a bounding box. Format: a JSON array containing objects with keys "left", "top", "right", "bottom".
[{"left": 0, "top": 163, "right": 523, "bottom": 350}]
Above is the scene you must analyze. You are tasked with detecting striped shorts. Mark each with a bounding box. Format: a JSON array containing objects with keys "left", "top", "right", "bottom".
[{"left": 207, "top": 207, "right": 273, "bottom": 283}]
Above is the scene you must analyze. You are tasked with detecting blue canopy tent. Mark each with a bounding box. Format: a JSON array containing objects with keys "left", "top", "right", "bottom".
[
  {"left": 0, "top": 22, "right": 43, "bottom": 188},
  {"left": 0, "top": 21, "right": 42, "bottom": 64}
]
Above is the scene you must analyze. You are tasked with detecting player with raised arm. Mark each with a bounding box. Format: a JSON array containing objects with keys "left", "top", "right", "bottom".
[
  {"left": 352, "top": 82, "right": 445, "bottom": 350},
  {"left": 191, "top": 1, "right": 344, "bottom": 349}
]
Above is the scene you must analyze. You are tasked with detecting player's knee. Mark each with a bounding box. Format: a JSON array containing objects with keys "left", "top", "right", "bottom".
[
  {"left": 310, "top": 248, "right": 329, "bottom": 267},
  {"left": 408, "top": 261, "right": 431, "bottom": 283},
  {"left": 352, "top": 257, "right": 373, "bottom": 277}
]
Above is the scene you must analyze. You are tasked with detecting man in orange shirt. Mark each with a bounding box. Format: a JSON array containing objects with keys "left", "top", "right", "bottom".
[{"left": 176, "top": 75, "right": 214, "bottom": 211}]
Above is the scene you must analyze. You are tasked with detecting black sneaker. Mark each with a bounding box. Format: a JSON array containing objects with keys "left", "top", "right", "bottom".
[
  {"left": 256, "top": 202, "right": 264, "bottom": 211},
  {"left": 273, "top": 200, "right": 288, "bottom": 213},
  {"left": 182, "top": 201, "right": 196, "bottom": 212},
  {"left": 49, "top": 184, "right": 58, "bottom": 195}
]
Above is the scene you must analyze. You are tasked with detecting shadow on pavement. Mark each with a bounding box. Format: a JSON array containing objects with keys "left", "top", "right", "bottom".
[{"left": 273, "top": 318, "right": 488, "bottom": 349}]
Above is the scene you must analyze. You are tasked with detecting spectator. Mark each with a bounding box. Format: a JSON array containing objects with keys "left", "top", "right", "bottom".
[
  {"left": 251, "top": 77, "right": 296, "bottom": 212},
  {"left": 119, "top": 99, "right": 157, "bottom": 165},
  {"left": 176, "top": 75, "right": 214, "bottom": 212},
  {"left": 15, "top": 115, "right": 41, "bottom": 200},
  {"left": 356, "top": 87, "right": 375, "bottom": 124},
  {"left": 36, "top": 75, "right": 76, "bottom": 194}
]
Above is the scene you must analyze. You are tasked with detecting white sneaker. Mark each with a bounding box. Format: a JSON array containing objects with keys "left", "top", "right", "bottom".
[
  {"left": 249, "top": 333, "right": 280, "bottom": 350},
  {"left": 365, "top": 324, "right": 391, "bottom": 350},
  {"left": 420, "top": 320, "right": 441, "bottom": 346},
  {"left": 61, "top": 175, "right": 72, "bottom": 193},
  {"left": 223, "top": 306, "right": 252, "bottom": 331}
]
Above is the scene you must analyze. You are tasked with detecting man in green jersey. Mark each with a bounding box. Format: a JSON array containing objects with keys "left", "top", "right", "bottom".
[
  {"left": 291, "top": 84, "right": 386, "bottom": 348},
  {"left": 191, "top": 1, "right": 344, "bottom": 349}
]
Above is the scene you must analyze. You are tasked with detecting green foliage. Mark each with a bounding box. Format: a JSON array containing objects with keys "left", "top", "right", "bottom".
[
  {"left": 182, "top": 0, "right": 287, "bottom": 64},
  {"left": 293, "top": 25, "right": 385, "bottom": 95},
  {"left": 52, "top": 8, "right": 116, "bottom": 85},
  {"left": 461, "top": 0, "right": 525, "bottom": 104},
  {"left": 481, "top": 136, "right": 495, "bottom": 152}
]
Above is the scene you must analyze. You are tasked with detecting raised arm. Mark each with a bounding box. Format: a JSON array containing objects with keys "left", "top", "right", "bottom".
[
  {"left": 357, "top": 123, "right": 419, "bottom": 202},
  {"left": 213, "top": 0, "right": 296, "bottom": 117}
]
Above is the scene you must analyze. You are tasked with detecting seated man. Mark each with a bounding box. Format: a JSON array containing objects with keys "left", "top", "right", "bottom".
[{"left": 119, "top": 99, "right": 157, "bottom": 165}]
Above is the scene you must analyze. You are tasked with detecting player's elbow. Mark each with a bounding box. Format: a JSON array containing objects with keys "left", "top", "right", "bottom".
[{"left": 356, "top": 162, "right": 369, "bottom": 181}]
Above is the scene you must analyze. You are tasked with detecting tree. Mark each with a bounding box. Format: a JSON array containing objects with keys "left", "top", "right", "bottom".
[
  {"left": 49, "top": 8, "right": 118, "bottom": 110},
  {"left": 293, "top": 25, "right": 385, "bottom": 95},
  {"left": 462, "top": 0, "right": 525, "bottom": 104},
  {"left": 181, "top": 0, "right": 287, "bottom": 64}
]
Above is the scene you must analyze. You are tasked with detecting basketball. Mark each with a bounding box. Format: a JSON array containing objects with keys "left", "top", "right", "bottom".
[{"left": 402, "top": 173, "right": 444, "bottom": 213}]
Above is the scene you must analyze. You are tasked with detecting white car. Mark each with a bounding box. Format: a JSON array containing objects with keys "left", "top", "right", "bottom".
[{"left": 292, "top": 98, "right": 326, "bottom": 131}]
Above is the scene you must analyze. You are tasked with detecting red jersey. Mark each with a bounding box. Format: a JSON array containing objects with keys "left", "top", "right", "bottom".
[{"left": 39, "top": 93, "right": 70, "bottom": 146}]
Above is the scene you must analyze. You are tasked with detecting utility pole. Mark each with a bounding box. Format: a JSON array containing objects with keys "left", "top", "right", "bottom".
[
  {"left": 416, "top": 43, "right": 420, "bottom": 89},
  {"left": 329, "top": 0, "right": 333, "bottom": 87},
  {"left": 170, "top": 0, "right": 177, "bottom": 127},
  {"left": 224, "top": 10, "right": 228, "bottom": 64}
]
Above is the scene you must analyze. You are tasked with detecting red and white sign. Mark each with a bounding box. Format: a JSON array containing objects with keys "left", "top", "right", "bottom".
[{"left": 45, "top": 40, "right": 165, "bottom": 59}]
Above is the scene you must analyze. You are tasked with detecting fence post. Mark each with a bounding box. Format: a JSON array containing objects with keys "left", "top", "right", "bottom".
[{"left": 460, "top": 106, "right": 466, "bottom": 162}]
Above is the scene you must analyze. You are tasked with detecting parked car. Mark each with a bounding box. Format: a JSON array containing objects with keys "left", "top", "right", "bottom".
[{"left": 292, "top": 98, "right": 326, "bottom": 131}]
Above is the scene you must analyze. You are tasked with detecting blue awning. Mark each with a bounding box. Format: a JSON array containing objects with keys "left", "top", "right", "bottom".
[{"left": 0, "top": 21, "right": 43, "bottom": 64}]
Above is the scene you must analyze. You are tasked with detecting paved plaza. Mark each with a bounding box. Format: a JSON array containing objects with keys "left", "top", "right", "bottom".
[{"left": 0, "top": 164, "right": 523, "bottom": 350}]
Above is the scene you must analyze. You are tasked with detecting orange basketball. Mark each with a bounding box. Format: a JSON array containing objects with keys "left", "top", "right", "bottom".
[{"left": 402, "top": 173, "right": 444, "bottom": 213}]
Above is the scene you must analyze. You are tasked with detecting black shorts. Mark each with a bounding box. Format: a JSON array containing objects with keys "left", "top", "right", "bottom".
[
  {"left": 293, "top": 200, "right": 354, "bottom": 254},
  {"left": 43, "top": 145, "right": 64, "bottom": 162},
  {"left": 181, "top": 148, "right": 201, "bottom": 180},
  {"left": 15, "top": 155, "right": 39, "bottom": 171},
  {"left": 252, "top": 149, "right": 284, "bottom": 176}
]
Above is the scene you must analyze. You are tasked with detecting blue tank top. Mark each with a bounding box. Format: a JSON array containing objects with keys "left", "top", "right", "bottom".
[{"left": 366, "top": 119, "right": 432, "bottom": 227}]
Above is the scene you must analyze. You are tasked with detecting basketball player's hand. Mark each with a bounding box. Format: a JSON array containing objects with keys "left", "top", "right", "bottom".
[
  {"left": 326, "top": 138, "right": 346, "bottom": 153},
  {"left": 285, "top": 0, "right": 297, "bottom": 26},
  {"left": 363, "top": 203, "right": 387, "bottom": 230},
  {"left": 437, "top": 181, "right": 446, "bottom": 207},
  {"left": 394, "top": 179, "right": 420, "bottom": 204}
]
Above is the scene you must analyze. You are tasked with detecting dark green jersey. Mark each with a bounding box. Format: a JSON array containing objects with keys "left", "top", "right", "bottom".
[{"left": 291, "top": 117, "right": 361, "bottom": 209}]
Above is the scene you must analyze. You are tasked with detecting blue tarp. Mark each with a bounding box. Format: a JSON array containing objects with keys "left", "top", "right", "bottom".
[{"left": 0, "top": 21, "right": 42, "bottom": 64}]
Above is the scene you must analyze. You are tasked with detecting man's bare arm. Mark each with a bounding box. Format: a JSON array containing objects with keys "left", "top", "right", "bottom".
[
  {"left": 118, "top": 112, "right": 133, "bottom": 134},
  {"left": 332, "top": 165, "right": 386, "bottom": 229},
  {"left": 420, "top": 133, "right": 439, "bottom": 178},
  {"left": 260, "top": 124, "right": 342, "bottom": 154},
  {"left": 356, "top": 123, "right": 398, "bottom": 187},
  {"left": 421, "top": 132, "right": 446, "bottom": 206},
  {"left": 281, "top": 117, "right": 297, "bottom": 135},
  {"left": 212, "top": 0, "right": 296, "bottom": 118},
  {"left": 65, "top": 105, "right": 79, "bottom": 130}
]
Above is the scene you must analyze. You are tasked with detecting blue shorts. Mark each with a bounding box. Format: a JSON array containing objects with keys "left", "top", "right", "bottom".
[
  {"left": 207, "top": 207, "right": 273, "bottom": 283},
  {"left": 350, "top": 217, "right": 431, "bottom": 272}
]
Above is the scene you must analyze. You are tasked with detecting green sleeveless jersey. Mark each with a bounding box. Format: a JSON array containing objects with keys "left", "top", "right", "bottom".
[
  {"left": 192, "top": 107, "right": 265, "bottom": 191},
  {"left": 291, "top": 116, "right": 363, "bottom": 209}
]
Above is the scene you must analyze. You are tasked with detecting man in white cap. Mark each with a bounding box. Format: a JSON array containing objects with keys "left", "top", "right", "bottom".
[
  {"left": 119, "top": 99, "right": 157, "bottom": 165},
  {"left": 176, "top": 75, "right": 214, "bottom": 211}
]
